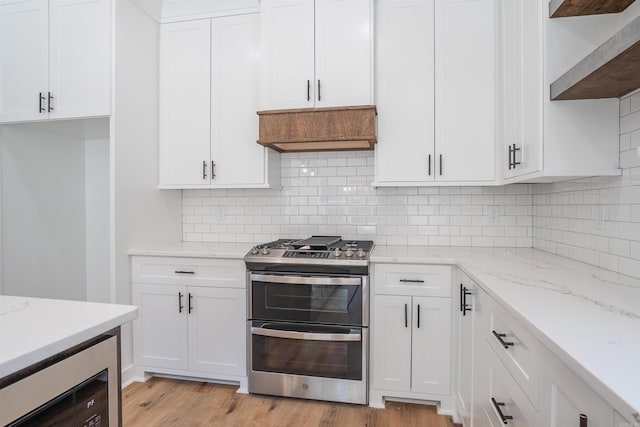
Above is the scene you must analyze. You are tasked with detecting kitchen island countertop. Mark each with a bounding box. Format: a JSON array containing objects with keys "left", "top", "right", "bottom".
[{"left": 0, "top": 296, "right": 137, "bottom": 378}]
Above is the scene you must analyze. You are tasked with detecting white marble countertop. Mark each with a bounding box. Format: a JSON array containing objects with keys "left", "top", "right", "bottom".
[
  {"left": 0, "top": 296, "right": 137, "bottom": 378},
  {"left": 128, "top": 242, "right": 250, "bottom": 259},
  {"left": 128, "top": 243, "right": 640, "bottom": 415},
  {"left": 371, "top": 246, "right": 640, "bottom": 417}
]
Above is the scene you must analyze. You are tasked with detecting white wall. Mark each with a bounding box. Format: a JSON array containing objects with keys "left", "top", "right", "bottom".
[
  {"left": 1, "top": 119, "right": 109, "bottom": 300},
  {"left": 113, "top": 0, "right": 182, "bottom": 375}
]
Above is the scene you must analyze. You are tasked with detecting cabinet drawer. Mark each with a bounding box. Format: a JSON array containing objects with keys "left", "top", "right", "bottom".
[
  {"left": 486, "top": 301, "right": 540, "bottom": 409},
  {"left": 132, "top": 256, "right": 245, "bottom": 288},
  {"left": 373, "top": 264, "right": 451, "bottom": 297},
  {"left": 481, "top": 344, "right": 538, "bottom": 427}
]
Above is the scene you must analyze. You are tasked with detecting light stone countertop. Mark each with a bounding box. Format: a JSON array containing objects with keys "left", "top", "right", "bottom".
[
  {"left": 128, "top": 243, "right": 640, "bottom": 416},
  {"left": 0, "top": 296, "right": 137, "bottom": 378}
]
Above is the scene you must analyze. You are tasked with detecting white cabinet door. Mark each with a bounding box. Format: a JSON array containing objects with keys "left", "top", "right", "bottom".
[
  {"left": 210, "top": 14, "right": 265, "bottom": 187},
  {"left": 260, "top": 0, "right": 314, "bottom": 109},
  {"left": 314, "top": 0, "right": 372, "bottom": 107},
  {"left": 374, "top": 0, "right": 435, "bottom": 185},
  {"left": 372, "top": 295, "right": 412, "bottom": 392},
  {"left": 187, "top": 287, "right": 246, "bottom": 376},
  {"left": 501, "top": 0, "right": 542, "bottom": 179},
  {"left": 0, "top": 0, "right": 48, "bottom": 123},
  {"left": 48, "top": 0, "right": 110, "bottom": 119},
  {"left": 159, "top": 19, "right": 211, "bottom": 186},
  {"left": 457, "top": 281, "right": 475, "bottom": 426},
  {"left": 411, "top": 296, "right": 451, "bottom": 395},
  {"left": 134, "top": 283, "right": 188, "bottom": 370},
  {"left": 435, "top": 0, "right": 495, "bottom": 182}
]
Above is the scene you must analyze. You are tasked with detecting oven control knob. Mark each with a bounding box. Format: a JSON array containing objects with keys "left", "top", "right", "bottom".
[
  {"left": 261, "top": 247, "right": 270, "bottom": 255},
  {"left": 251, "top": 246, "right": 259, "bottom": 255},
  {"left": 356, "top": 248, "right": 366, "bottom": 258},
  {"left": 332, "top": 248, "right": 342, "bottom": 257},
  {"left": 345, "top": 249, "right": 354, "bottom": 257}
]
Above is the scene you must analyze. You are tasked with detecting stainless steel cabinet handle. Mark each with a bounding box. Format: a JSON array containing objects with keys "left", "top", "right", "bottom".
[
  {"left": 211, "top": 161, "right": 216, "bottom": 179},
  {"left": 400, "top": 279, "right": 424, "bottom": 283},
  {"left": 439, "top": 154, "right": 443, "bottom": 176},
  {"left": 188, "top": 293, "right": 193, "bottom": 314},
  {"left": 38, "top": 92, "right": 46, "bottom": 113},
  {"left": 508, "top": 145, "right": 513, "bottom": 170},
  {"left": 404, "top": 303, "right": 408, "bottom": 328},
  {"left": 580, "top": 414, "right": 588, "bottom": 427},
  {"left": 307, "top": 79, "right": 311, "bottom": 101},
  {"left": 178, "top": 292, "right": 184, "bottom": 313},
  {"left": 202, "top": 160, "right": 207, "bottom": 180},
  {"left": 250, "top": 273, "right": 361, "bottom": 286},
  {"left": 174, "top": 270, "right": 195, "bottom": 275},
  {"left": 492, "top": 330, "right": 514, "bottom": 349},
  {"left": 461, "top": 284, "right": 472, "bottom": 316},
  {"left": 417, "top": 304, "right": 420, "bottom": 328},
  {"left": 491, "top": 398, "right": 513, "bottom": 424},
  {"left": 317, "top": 79, "right": 321, "bottom": 101},
  {"left": 428, "top": 154, "right": 432, "bottom": 176},
  {"left": 47, "top": 92, "right": 54, "bottom": 112},
  {"left": 251, "top": 327, "right": 360, "bottom": 342}
]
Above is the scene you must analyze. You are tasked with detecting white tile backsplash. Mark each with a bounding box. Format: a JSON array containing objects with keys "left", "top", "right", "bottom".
[{"left": 183, "top": 152, "right": 533, "bottom": 247}]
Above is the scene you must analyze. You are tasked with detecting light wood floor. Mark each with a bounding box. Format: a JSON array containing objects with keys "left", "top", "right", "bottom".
[{"left": 122, "top": 377, "right": 460, "bottom": 427}]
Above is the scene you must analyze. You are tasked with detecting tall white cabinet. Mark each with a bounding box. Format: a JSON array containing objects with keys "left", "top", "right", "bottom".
[
  {"left": 0, "top": 0, "right": 110, "bottom": 123},
  {"left": 374, "top": 0, "right": 496, "bottom": 186},
  {"left": 259, "top": 0, "right": 373, "bottom": 109},
  {"left": 159, "top": 13, "right": 279, "bottom": 189}
]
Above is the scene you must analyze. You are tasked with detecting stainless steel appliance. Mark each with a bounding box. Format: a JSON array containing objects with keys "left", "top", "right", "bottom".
[{"left": 245, "top": 236, "right": 374, "bottom": 405}]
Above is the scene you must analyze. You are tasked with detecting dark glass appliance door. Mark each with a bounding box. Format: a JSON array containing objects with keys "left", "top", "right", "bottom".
[
  {"left": 251, "top": 321, "right": 363, "bottom": 380},
  {"left": 250, "top": 273, "right": 363, "bottom": 325}
]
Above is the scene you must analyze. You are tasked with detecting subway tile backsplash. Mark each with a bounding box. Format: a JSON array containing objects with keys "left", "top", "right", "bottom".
[
  {"left": 183, "top": 152, "right": 533, "bottom": 247},
  {"left": 182, "top": 94, "right": 640, "bottom": 280}
]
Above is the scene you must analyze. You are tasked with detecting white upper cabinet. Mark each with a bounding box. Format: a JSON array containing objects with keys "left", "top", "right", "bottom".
[
  {"left": 499, "top": 0, "right": 620, "bottom": 183},
  {"left": 0, "top": 0, "right": 110, "bottom": 123},
  {"left": 260, "top": 0, "right": 373, "bottom": 110},
  {"left": 159, "top": 14, "right": 279, "bottom": 189},
  {"left": 374, "top": 0, "right": 497, "bottom": 186}
]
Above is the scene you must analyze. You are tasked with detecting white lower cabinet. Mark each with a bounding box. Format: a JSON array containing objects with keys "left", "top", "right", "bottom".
[
  {"left": 132, "top": 256, "right": 247, "bottom": 389},
  {"left": 371, "top": 264, "right": 454, "bottom": 411}
]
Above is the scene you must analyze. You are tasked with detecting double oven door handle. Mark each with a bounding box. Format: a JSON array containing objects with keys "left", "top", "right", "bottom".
[
  {"left": 250, "top": 273, "right": 361, "bottom": 286},
  {"left": 251, "top": 327, "right": 361, "bottom": 342}
]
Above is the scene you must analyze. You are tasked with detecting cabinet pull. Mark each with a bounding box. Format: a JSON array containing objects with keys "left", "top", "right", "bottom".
[
  {"left": 47, "top": 92, "right": 54, "bottom": 112},
  {"left": 38, "top": 92, "right": 46, "bottom": 113},
  {"left": 188, "top": 293, "right": 193, "bottom": 314},
  {"left": 307, "top": 79, "right": 311, "bottom": 101},
  {"left": 178, "top": 292, "right": 184, "bottom": 313},
  {"left": 439, "top": 154, "right": 443, "bottom": 176},
  {"left": 492, "top": 330, "right": 515, "bottom": 349},
  {"left": 512, "top": 144, "right": 521, "bottom": 169},
  {"left": 417, "top": 304, "right": 420, "bottom": 328},
  {"left": 174, "top": 270, "right": 195, "bottom": 275},
  {"left": 202, "top": 160, "right": 207, "bottom": 180},
  {"left": 317, "top": 79, "right": 321, "bottom": 101},
  {"left": 404, "top": 303, "right": 408, "bottom": 328},
  {"left": 428, "top": 154, "right": 431, "bottom": 176},
  {"left": 580, "top": 414, "right": 588, "bottom": 427},
  {"left": 399, "top": 279, "right": 424, "bottom": 283},
  {"left": 461, "top": 285, "right": 472, "bottom": 316},
  {"left": 211, "top": 161, "right": 216, "bottom": 179},
  {"left": 491, "top": 397, "right": 513, "bottom": 424},
  {"left": 508, "top": 145, "right": 513, "bottom": 170}
]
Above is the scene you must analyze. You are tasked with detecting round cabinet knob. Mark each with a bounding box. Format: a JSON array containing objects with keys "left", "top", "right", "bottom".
[
  {"left": 261, "top": 247, "right": 271, "bottom": 255},
  {"left": 345, "top": 249, "right": 354, "bottom": 257},
  {"left": 356, "top": 248, "right": 366, "bottom": 258},
  {"left": 332, "top": 248, "right": 342, "bottom": 257},
  {"left": 250, "top": 246, "right": 259, "bottom": 255}
]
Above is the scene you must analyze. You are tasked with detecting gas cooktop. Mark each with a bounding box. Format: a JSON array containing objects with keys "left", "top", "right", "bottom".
[{"left": 244, "top": 236, "right": 375, "bottom": 272}]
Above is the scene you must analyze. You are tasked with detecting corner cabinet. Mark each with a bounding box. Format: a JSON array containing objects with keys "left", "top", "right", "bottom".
[
  {"left": 499, "top": 0, "right": 620, "bottom": 183},
  {"left": 158, "top": 14, "right": 280, "bottom": 189},
  {"left": 259, "top": 0, "right": 373, "bottom": 109},
  {"left": 131, "top": 256, "right": 248, "bottom": 391},
  {"left": 0, "top": 0, "right": 110, "bottom": 123},
  {"left": 374, "top": 0, "right": 497, "bottom": 186},
  {"left": 370, "top": 263, "right": 455, "bottom": 412}
]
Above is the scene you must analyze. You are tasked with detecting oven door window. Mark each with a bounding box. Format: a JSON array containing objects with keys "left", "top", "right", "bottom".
[
  {"left": 251, "top": 322, "right": 362, "bottom": 380},
  {"left": 251, "top": 274, "right": 363, "bottom": 325}
]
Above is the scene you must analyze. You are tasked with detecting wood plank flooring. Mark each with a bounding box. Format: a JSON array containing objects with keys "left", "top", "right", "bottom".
[{"left": 122, "top": 377, "right": 460, "bottom": 427}]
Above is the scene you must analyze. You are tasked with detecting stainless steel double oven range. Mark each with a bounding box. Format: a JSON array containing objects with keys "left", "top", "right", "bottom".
[{"left": 244, "top": 236, "right": 374, "bottom": 405}]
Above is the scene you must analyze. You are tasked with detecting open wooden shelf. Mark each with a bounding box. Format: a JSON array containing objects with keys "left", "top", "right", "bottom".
[
  {"left": 550, "top": 0, "right": 636, "bottom": 18},
  {"left": 551, "top": 15, "right": 640, "bottom": 100}
]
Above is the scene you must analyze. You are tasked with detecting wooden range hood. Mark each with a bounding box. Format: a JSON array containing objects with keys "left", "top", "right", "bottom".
[{"left": 257, "top": 105, "right": 377, "bottom": 152}]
